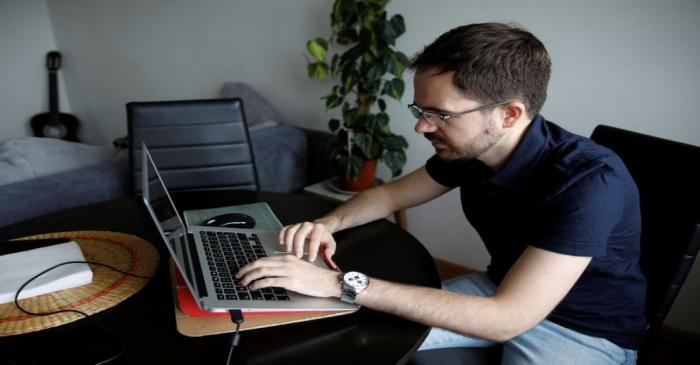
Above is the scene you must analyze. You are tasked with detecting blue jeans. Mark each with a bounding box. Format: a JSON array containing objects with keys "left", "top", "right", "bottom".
[{"left": 418, "top": 272, "right": 637, "bottom": 365}]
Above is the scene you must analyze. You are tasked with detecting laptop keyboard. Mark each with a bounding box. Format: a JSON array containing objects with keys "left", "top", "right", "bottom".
[{"left": 200, "top": 231, "right": 290, "bottom": 302}]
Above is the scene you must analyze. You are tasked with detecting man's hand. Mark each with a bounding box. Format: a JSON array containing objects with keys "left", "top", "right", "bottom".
[
  {"left": 236, "top": 255, "right": 341, "bottom": 298},
  {"left": 278, "top": 221, "right": 337, "bottom": 264}
]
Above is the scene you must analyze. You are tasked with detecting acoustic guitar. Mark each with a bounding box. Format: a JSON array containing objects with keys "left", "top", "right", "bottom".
[{"left": 30, "top": 51, "right": 80, "bottom": 141}]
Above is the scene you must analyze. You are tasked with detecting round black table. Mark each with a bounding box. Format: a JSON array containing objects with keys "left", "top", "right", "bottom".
[{"left": 0, "top": 191, "right": 440, "bottom": 365}]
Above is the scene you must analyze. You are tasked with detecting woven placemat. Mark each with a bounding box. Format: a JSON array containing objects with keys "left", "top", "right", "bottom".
[{"left": 0, "top": 231, "right": 159, "bottom": 336}]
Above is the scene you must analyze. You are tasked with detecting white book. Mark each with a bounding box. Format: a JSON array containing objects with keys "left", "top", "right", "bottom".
[{"left": 0, "top": 241, "right": 93, "bottom": 304}]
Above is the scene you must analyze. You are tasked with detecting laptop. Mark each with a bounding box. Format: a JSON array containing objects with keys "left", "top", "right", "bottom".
[{"left": 140, "top": 143, "right": 355, "bottom": 313}]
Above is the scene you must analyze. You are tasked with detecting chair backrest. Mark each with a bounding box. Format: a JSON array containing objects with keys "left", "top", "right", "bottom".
[
  {"left": 590, "top": 125, "right": 700, "bottom": 340},
  {"left": 127, "top": 98, "right": 259, "bottom": 193}
]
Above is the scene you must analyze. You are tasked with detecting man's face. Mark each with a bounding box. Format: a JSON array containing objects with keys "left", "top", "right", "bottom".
[{"left": 412, "top": 68, "right": 505, "bottom": 161}]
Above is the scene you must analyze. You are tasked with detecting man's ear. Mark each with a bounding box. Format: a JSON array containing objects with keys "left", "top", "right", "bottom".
[{"left": 501, "top": 102, "right": 526, "bottom": 128}]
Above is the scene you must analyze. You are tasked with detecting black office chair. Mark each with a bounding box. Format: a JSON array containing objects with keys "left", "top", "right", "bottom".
[
  {"left": 591, "top": 125, "right": 700, "bottom": 362},
  {"left": 127, "top": 98, "right": 259, "bottom": 194},
  {"left": 409, "top": 125, "right": 700, "bottom": 364}
]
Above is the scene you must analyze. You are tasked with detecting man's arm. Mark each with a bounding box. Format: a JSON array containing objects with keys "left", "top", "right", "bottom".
[
  {"left": 357, "top": 246, "right": 591, "bottom": 341},
  {"left": 281, "top": 166, "right": 450, "bottom": 260},
  {"left": 238, "top": 245, "right": 591, "bottom": 342}
]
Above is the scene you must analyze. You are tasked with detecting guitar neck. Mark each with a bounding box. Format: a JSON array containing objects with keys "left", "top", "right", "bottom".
[{"left": 48, "top": 71, "right": 59, "bottom": 119}]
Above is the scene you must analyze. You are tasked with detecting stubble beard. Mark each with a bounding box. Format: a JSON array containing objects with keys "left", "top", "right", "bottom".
[{"left": 429, "top": 118, "right": 504, "bottom": 161}]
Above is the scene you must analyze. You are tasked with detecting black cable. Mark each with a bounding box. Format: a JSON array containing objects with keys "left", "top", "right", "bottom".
[
  {"left": 13, "top": 260, "right": 151, "bottom": 365},
  {"left": 226, "top": 309, "right": 244, "bottom": 365}
]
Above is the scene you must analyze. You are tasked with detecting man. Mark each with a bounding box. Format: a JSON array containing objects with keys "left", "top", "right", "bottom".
[{"left": 237, "top": 23, "right": 646, "bottom": 364}]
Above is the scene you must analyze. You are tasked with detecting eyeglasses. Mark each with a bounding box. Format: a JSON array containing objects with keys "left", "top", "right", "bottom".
[{"left": 407, "top": 100, "right": 512, "bottom": 123}]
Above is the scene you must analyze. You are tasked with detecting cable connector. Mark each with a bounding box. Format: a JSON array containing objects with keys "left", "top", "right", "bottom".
[
  {"left": 226, "top": 310, "right": 244, "bottom": 364},
  {"left": 229, "top": 309, "right": 244, "bottom": 325}
]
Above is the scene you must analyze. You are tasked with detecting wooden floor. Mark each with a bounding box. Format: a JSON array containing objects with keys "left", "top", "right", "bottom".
[{"left": 432, "top": 257, "right": 700, "bottom": 364}]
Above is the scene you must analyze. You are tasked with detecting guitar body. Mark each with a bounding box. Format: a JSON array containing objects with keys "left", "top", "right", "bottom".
[
  {"left": 30, "top": 112, "right": 80, "bottom": 141},
  {"left": 30, "top": 51, "right": 80, "bottom": 141}
]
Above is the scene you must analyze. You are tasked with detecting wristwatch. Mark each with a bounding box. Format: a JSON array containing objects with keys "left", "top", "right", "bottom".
[{"left": 340, "top": 271, "right": 369, "bottom": 304}]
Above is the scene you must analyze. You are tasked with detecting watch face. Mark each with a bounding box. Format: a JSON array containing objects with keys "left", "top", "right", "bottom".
[{"left": 344, "top": 271, "right": 368, "bottom": 290}]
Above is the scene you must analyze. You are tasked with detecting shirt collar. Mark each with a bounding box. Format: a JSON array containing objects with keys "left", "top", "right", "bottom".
[{"left": 488, "top": 114, "right": 548, "bottom": 190}]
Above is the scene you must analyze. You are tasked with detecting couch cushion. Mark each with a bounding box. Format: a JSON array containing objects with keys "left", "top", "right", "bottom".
[
  {"left": 220, "top": 82, "right": 282, "bottom": 127},
  {"left": 0, "top": 160, "right": 129, "bottom": 228},
  {"left": 0, "top": 137, "right": 115, "bottom": 186},
  {"left": 249, "top": 124, "right": 307, "bottom": 193}
]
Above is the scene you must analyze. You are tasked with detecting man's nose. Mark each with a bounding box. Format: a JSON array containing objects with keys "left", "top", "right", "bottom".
[{"left": 414, "top": 116, "right": 438, "bottom": 134}]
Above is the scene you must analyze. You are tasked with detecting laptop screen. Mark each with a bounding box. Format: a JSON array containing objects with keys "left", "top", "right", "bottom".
[
  {"left": 141, "top": 144, "right": 199, "bottom": 298},
  {"left": 146, "top": 160, "right": 181, "bottom": 254}
]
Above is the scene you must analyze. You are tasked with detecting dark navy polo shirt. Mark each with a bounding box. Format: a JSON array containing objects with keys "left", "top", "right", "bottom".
[{"left": 426, "top": 115, "right": 647, "bottom": 349}]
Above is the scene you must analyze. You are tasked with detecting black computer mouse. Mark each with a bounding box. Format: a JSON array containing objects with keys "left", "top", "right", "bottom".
[{"left": 204, "top": 213, "right": 256, "bottom": 228}]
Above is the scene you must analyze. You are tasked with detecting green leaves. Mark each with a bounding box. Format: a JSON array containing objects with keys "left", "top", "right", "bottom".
[
  {"left": 342, "top": 106, "right": 361, "bottom": 127},
  {"left": 390, "top": 14, "right": 405, "bottom": 37},
  {"left": 354, "top": 131, "right": 384, "bottom": 160},
  {"left": 380, "top": 132, "right": 408, "bottom": 177},
  {"left": 380, "top": 133, "right": 409, "bottom": 150},
  {"left": 383, "top": 150, "right": 406, "bottom": 177},
  {"left": 382, "top": 77, "right": 404, "bottom": 100},
  {"left": 388, "top": 52, "right": 408, "bottom": 77},
  {"left": 377, "top": 98, "right": 386, "bottom": 112},
  {"left": 308, "top": 62, "right": 329, "bottom": 80},
  {"left": 328, "top": 118, "right": 340, "bottom": 132},
  {"left": 323, "top": 93, "right": 343, "bottom": 109},
  {"left": 336, "top": 28, "right": 358, "bottom": 45},
  {"left": 306, "top": 0, "right": 409, "bottom": 180},
  {"left": 306, "top": 38, "right": 328, "bottom": 62},
  {"left": 337, "top": 154, "right": 364, "bottom": 180},
  {"left": 378, "top": 14, "right": 404, "bottom": 46},
  {"left": 341, "top": 69, "right": 357, "bottom": 93},
  {"left": 332, "top": 0, "right": 357, "bottom": 27},
  {"left": 375, "top": 111, "right": 389, "bottom": 131},
  {"left": 306, "top": 38, "right": 330, "bottom": 80},
  {"left": 378, "top": 19, "right": 397, "bottom": 45}
]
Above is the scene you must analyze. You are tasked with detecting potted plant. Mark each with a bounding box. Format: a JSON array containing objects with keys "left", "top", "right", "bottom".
[{"left": 305, "top": 0, "right": 409, "bottom": 191}]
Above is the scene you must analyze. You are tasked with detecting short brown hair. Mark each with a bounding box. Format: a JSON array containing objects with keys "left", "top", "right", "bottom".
[{"left": 410, "top": 23, "right": 551, "bottom": 117}]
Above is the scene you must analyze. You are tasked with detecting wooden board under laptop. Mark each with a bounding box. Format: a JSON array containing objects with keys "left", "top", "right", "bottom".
[{"left": 169, "top": 264, "right": 357, "bottom": 336}]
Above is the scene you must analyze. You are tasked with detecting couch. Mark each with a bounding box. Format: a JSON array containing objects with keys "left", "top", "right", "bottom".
[{"left": 0, "top": 83, "right": 333, "bottom": 228}]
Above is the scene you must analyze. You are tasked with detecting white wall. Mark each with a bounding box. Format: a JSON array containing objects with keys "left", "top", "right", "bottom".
[
  {"left": 10, "top": 0, "right": 700, "bottom": 333},
  {"left": 46, "top": 0, "right": 333, "bottom": 143},
  {"left": 0, "top": 0, "right": 71, "bottom": 139}
]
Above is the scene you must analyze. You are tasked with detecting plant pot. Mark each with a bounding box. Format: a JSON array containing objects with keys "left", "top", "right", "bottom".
[{"left": 340, "top": 159, "right": 377, "bottom": 192}]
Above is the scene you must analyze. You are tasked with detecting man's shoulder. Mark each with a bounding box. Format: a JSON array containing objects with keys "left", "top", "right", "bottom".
[
  {"left": 541, "top": 121, "right": 622, "bottom": 179},
  {"left": 533, "top": 120, "right": 631, "bottom": 196}
]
